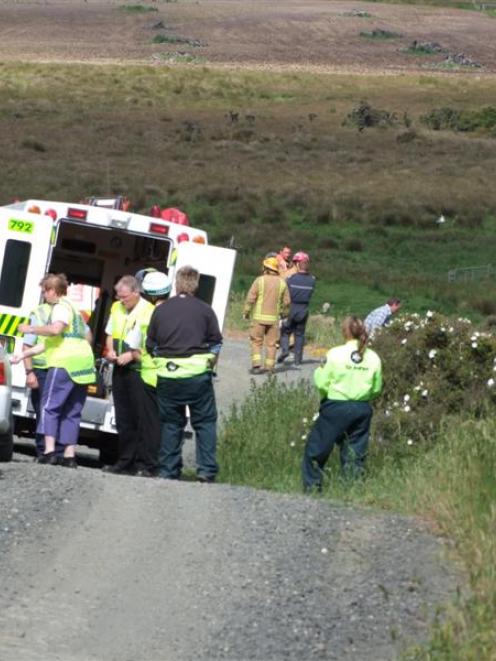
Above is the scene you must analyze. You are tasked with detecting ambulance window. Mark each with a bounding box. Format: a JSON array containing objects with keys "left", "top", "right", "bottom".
[
  {"left": 196, "top": 275, "right": 216, "bottom": 306},
  {"left": 0, "top": 239, "right": 32, "bottom": 308}
]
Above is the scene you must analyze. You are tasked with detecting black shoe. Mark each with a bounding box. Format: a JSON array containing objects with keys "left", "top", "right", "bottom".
[
  {"left": 136, "top": 469, "right": 157, "bottom": 478},
  {"left": 249, "top": 366, "right": 264, "bottom": 375},
  {"left": 197, "top": 474, "right": 216, "bottom": 484},
  {"left": 61, "top": 457, "right": 78, "bottom": 469},
  {"left": 102, "top": 464, "right": 135, "bottom": 475},
  {"left": 37, "top": 452, "right": 58, "bottom": 465},
  {"left": 277, "top": 353, "right": 289, "bottom": 364}
]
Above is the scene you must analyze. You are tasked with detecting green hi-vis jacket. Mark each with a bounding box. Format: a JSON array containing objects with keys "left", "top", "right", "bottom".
[{"left": 314, "top": 340, "right": 382, "bottom": 402}]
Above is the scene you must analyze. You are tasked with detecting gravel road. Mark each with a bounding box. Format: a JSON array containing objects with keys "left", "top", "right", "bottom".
[{"left": 0, "top": 340, "right": 461, "bottom": 660}]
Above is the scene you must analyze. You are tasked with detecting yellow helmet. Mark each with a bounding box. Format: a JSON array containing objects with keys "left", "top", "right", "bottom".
[{"left": 263, "top": 257, "right": 279, "bottom": 273}]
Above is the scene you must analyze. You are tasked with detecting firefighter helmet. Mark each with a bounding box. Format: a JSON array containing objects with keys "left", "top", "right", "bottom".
[{"left": 263, "top": 257, "right": 279, "bottom": 273}]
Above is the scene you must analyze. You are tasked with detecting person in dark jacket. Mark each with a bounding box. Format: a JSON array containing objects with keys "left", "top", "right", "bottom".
[
  {"left": 277, "top": 252, "right": 316, "bottom": 368},
  {"left": 146, "top": 266, "right": 223, "bottom": 482}
]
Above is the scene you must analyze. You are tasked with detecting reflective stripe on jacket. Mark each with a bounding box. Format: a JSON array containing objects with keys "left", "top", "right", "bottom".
[
  {"left": 44, "top": 298, "right": 96, "bottom": 385},
  {"left": 155, "top": 353, "right": 214, "bottom": 380},
  {"left": 244, "top": 274, "right": 290, "bottom": 324}
]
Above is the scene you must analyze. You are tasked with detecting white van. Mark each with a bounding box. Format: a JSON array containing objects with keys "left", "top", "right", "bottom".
[{"left": 0, "top": 200, "right": 236, "bottom": 462}]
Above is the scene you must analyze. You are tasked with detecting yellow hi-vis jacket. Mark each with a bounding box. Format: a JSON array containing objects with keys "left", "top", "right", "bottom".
[
  {"left": 30, "top": 303, "right": 51, "bottom": 370},
  {"left": 109, "top": 298, "right": 155, "bottom": 367},
  {"left": 44, "top": 298, "right": 96, "bottom": 385},
  {"left": 315, "top": 340, "right": 382, "bottom": 402},
  {"left": 154, "top": 353, "right": 215, "bottom": 380},
  {"left": 137, "top": 305, "right": 158, "bottom": 388},
  {"left": 243, "top": 273, "right": 290, "bottom": 324}
]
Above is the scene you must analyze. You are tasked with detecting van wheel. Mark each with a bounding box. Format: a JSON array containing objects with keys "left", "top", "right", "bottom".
[{"left": 0, "top": 428, "right": 14, "bottom": 462}]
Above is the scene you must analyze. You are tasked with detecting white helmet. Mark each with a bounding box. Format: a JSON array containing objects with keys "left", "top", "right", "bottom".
[{"left": 142, "top": 271, "right": 172, "bottom": 297}]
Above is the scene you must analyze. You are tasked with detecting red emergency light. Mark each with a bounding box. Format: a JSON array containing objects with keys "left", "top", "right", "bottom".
[
  {"left": 67, "top": 207, "right": 88, "bottom": 221},
  {"left": 149, "top": 222, "right": 169, "bottom": 236},
  {"left": 0, "top": 362, "right": 5, "bottom": 386}
]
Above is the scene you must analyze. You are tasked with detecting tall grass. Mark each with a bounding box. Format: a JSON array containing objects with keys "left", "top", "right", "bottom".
[{"left": 218, "top": 379, "right": 496, "bottom": 657}]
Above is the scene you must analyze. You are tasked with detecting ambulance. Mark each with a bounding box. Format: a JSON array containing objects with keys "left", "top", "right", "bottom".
[{"left": 0, "top": 199, "right": 236, "bottom": 463}]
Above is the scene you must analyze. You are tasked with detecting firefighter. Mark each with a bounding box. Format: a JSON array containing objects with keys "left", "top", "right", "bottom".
[
  {"left": 146, "top": 266, "right": 223, "bottom": 483},
  {"left": 103, "top": 275, "right": 155, "bottom": 475},
  {"left": 14, "top": 273, "right": 96, "bottom": 468},
  {"left": 243, "top": 256, "right": 290, "bottom": 374},
  {"left": 130, "top": 271, "right": 172, "bottom": 477},
  {"left": 302, "top": 315, "right": 383, "bottom": 491},
  {"left": 278, "top": 251, "right": 316, "bottom": 368}
]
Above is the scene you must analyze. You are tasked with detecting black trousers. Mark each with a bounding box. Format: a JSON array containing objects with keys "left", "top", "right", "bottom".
[
  {"left": 112, "top": 366, "right": 145, "bottom": 470},
  {"left": 137, "top": 383, "right": 161, "bottom": 472},
  {"left": 280, "top": 307, "right": 309, "bottom": 364}
]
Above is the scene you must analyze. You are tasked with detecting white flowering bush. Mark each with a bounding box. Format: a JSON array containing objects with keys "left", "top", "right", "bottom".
[{"left": 370, "top": 312, "right": 496, "bottom": 451}]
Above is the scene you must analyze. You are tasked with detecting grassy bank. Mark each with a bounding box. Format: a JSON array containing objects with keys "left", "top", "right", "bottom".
[
  {"left": 1, "top": 63, "right": 496, "bottom": 317},
  {"left": 218, "top": 378, "right": 496, "bottom": 658}
]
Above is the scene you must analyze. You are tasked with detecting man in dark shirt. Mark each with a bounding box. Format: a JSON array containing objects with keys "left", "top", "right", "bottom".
[
  {"left": 146, "top": 266, "right": 222, "bottom": 482},
  {"left": 277, "top": 252, "right": 316, "bottom": 368}
]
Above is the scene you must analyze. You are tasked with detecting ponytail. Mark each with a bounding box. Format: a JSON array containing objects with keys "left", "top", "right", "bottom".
[{"left": 341, "top": 315, "right": 369, "bottom": 358}]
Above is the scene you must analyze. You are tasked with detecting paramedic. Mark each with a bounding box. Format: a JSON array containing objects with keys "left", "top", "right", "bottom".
[
  {"left": 103, "top": 275, "right": 154, "bottom": 475},
  {"left": 302, "top": 316, "right": 382, "bottom": 491},
  {"left": 146, "top": 266, "right": 222, "bottom": 483},
  {"left": 14, "top": 273, "right": 96, "bottom": 468}
]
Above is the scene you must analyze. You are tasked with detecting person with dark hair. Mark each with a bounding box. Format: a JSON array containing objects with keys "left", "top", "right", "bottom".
[
  {"left": 302, "top": 316, "right": 382, "bottom": 491},
  {"left": 146, "top": 266, "right": 223, "bottom": 483},
  {"left": 277, "top": 251, "right": 316, "bottom": 368},
  {"left": 364, "top": 298, "right": 402, "bottom": 336}
]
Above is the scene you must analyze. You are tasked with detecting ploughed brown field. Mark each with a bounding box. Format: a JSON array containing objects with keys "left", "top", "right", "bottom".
[{"left": 0, "top": 0, "right": 495, "bottom": 74}]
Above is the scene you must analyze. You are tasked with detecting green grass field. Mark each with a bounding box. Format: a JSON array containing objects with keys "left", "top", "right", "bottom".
[{"left": 1, "top": 62, "right": 496, "bottom": 318}]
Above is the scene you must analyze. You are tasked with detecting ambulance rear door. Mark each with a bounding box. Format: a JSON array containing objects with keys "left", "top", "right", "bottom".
[
  {"left": 173, "top": 242, "right": 236, "bottom": 329},
  {"left": 0, "top": 210, "right": 54, "bottom": 365}
]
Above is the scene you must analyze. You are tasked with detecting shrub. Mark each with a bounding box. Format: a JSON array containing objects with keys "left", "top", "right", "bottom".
[
  {"left": 119, "top": 4, "right": 158, "bottom": 12},
  {"left": 421, "top": 106, "right": 496, "bottom": 133},
  {"left": 370, "top": 312, "right": 496, "bottom": 451},
  {"left": 343, "top": 101, "right": 399, "bottom": 129},
  {"left": 21, "top": 138, "right": 46, "bottom": 152},
  {"left": 359, "top": 29, "right": 402, "bottom": 39}
]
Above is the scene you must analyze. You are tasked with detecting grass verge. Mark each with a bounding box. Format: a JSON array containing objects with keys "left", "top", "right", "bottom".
[{"left": 218, "top": 378, "right": 496, "bottom": 658}]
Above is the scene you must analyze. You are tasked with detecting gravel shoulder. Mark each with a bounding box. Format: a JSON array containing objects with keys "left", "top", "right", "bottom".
[{"left": 0, "top": 461, "right": 460, "bottom": 661}]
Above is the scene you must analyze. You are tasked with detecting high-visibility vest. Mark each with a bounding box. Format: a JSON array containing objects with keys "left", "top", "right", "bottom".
[
  {"left": 44, "top": 298, "right": 96, "bottom": 385},
  {"left": 31, "top": 303, "right": 51, "bottom": 370},
  {"left": 155, "top": 353, "right": 214, "bottom": 380},
  {"left": 109, "top": 298, "right": 154, "bottom": 371},
  {"left": 253, "top": 276, "right": 287, "bottom": 324},
  {"left": 137, "top": 305, "right": 157, "bottom": 387}
]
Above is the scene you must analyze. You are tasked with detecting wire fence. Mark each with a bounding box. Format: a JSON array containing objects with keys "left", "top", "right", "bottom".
[{"left": 448, "top": 264, "right": 495, "bottom": 283}]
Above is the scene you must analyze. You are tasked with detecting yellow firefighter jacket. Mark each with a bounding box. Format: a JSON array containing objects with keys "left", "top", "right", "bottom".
[{"left": 244, "top": 273, "right": 290, "bottom": 324}]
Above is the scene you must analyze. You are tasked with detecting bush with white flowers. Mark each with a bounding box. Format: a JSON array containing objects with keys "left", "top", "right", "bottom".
[{"left": 370, "top": 312, "right": 496, "bottom": 450}]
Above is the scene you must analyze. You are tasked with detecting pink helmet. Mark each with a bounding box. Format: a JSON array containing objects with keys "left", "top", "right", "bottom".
[{"left": 293, "top": 251, "right": 309, "bottom": 263}]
